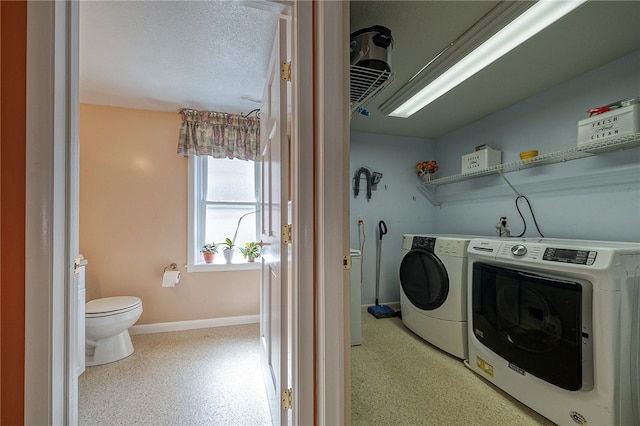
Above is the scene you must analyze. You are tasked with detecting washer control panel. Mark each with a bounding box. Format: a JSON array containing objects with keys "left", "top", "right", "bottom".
[
  {"left": 498, "top": 242, "right": 597, "bottom": 265},
  {"left": 543, "top": 248, "right": 597, "bottom": 265},
  {"left": 470, "top": 238, "right": 624, "bottom": 270},
  {"left": 499, "top": 243, "right": 544, "bottom": 260}
]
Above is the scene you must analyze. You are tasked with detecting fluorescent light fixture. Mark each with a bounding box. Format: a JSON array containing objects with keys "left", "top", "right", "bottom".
[{"left": 384, "top": 0, "right": 587, "bottom": 118}]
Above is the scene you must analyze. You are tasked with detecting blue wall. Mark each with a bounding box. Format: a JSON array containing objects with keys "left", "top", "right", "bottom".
[
  {"left": 349, "top": 132, "right": 435, "bottom": 304},
  {"left": 350, "top": 50, "right": 640, "bottom": 306},
  {"left": 435, "top": 50, "right": 640, "bottom": 241}
]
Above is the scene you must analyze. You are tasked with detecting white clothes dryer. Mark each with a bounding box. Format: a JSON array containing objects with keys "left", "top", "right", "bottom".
[
  {"left": 467, "top": 237, "right": 640, "bottom": 426},
  {"left": 399, "top": 234, "right": 475, "bottom": 359}
]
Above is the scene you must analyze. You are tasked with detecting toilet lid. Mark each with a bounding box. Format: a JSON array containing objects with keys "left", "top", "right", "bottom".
[{"left": 86, "top": 296, "right": 141, "bottom": 315}]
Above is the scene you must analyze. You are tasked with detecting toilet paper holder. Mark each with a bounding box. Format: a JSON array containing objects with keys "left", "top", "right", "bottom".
[
  {"left": 164, "top": 263, "right": 178, "bottom": 272},
  {"left": 161, "top": 263, "right": 181, "bottom": 288}
]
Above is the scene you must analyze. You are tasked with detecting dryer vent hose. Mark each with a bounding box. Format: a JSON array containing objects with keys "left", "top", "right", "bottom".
[{"left": 354, "top": 167, "right": 372, "bottom": 200}]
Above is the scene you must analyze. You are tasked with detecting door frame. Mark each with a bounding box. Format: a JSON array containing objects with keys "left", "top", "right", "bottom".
[
  {"left": 293, "top": 1, "right": 349, "bottom": 423},
  {"left": 290, "top": 1, "right": 314, "bottom": 424},
  {"left": 306, "top": 1, "right": 350, "bottom": 424},
  {"left": 24, "top": 1, "right": 80, "bottom": 424}
]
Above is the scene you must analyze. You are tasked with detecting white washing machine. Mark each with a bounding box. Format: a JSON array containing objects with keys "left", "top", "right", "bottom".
[
  {"left": 399, "top": 234, "right": 475, "bottom": 359},
  {"left": 467, "top": 237, "right": 640, "bottom": 426}
]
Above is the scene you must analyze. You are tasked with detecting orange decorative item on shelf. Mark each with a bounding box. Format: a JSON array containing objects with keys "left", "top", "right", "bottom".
[{"left": 416, "top": 160, "right": 439, "bottom": 181}]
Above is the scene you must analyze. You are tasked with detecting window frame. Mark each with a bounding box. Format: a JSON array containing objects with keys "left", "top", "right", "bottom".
[{"left": 187, "top": 156, "right": 261, "bottom": 272}]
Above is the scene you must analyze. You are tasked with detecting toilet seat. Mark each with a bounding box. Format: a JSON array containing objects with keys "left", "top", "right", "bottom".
[{"left": 86, "top": 296, "right": 142, "bottom": 318}]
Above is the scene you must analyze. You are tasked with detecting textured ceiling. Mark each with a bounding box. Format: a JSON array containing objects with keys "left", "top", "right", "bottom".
[{"left": 80, "top": 1, "right": 279, "bottom": 114}]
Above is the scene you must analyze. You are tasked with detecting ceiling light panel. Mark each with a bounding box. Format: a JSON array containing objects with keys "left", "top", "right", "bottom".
[{"left": 380, "top": 0, "right": 588, "bottom": 118}]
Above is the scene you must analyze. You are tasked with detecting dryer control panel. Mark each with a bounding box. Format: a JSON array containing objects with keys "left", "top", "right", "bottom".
[
  {"left": 411, "top": 236, "right": 436, "bottom": 251},
  {"left": 435, "top": 238, "right": 470, "bottom": 257}
]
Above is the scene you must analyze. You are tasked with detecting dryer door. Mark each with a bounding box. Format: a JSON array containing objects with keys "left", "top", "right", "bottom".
[{"left": 400, "top": 248, "right": 449, "bottom": 311}]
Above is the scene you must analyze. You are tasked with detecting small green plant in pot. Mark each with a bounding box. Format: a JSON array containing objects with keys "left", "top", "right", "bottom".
[
  {"left": 219, "top": 238, "right": 236, "bottom": 264},
  {"left": 200, "top": 243, "right": 218, "bottom": 264},
  {"left": 239, "top": 241, "right": 262, "bottom": 262}
]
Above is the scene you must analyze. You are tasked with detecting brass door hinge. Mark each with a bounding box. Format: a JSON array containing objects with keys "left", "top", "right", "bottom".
[
  {"left": 343, "top": 254, "right": 352, "bottom": 270},
  {"left": 282, "top": 388, "right": 292, "bottom": 410},
  {"left": 281, "top": 61, "right": 291, "bottom": 81},
  {"left": 282, "top": 224, "right": 292, "bottom": 245}
]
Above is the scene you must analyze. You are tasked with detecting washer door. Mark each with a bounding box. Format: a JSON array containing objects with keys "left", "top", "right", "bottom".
[
  {"left": 400, "top": 248, "right": 449, "bottom": 311},
  {"left": 471, "top": 262, "right": 590, "bottom": 391}
]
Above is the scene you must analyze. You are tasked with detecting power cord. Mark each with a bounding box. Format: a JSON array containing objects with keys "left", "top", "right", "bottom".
[{"left": 514, "top": 195, "right": 544, "bottom": 238}]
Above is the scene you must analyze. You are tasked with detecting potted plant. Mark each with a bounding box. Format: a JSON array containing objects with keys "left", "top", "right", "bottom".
[
  {"left": 416, "top": 160, "right": 439, "bottom": 182},
  {"left": 239, "top": 241, "right": 262, "bottom": 262},
  {"left": 219, "top": 238, "right": 235, "bottom": 264},
  {"left": 200, "top": 243, "right": 218, "bottom": 264}
]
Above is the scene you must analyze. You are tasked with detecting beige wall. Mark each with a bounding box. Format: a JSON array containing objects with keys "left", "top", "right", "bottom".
[{"left": 79, "top": 104, "right": 259, "bottom": 324}]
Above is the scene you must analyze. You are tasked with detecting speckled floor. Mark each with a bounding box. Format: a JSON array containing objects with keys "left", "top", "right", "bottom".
[
  {"left": 79, "top": 312, "right": 555, "bottom": 426},
  {"left": 351, "top": 308, "right": 556, "bottom": 425},
  {"left": 79, "top": 323, "right": 271, "bottom": 426}
]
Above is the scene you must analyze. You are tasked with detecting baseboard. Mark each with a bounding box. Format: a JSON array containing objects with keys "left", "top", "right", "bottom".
[{"left": 129, "top": 314, "right": 259, "bottom": 335}]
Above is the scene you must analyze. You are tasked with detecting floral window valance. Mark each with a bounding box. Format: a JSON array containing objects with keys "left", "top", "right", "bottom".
[{"left": 177, "top": 108, "right": 260, "bottom": 161}]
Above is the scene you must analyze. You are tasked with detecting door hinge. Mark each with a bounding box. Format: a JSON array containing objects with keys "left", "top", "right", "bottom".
[
  {"left": 343, "top": 254, "right": 352, "bottom": 270},
  {"left": 282, "top": 224, "right": 292, "bottom": 245},
  {"left": 281, "top": 61, "right": 291, "bottom": 81},
  {"left": 281, "top": 388, "right": 292, "bottom": 410}
]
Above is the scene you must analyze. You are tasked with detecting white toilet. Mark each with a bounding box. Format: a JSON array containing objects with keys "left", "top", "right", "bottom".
[{"left": 85, "top": 296, "right": 143, "bottom": 366}]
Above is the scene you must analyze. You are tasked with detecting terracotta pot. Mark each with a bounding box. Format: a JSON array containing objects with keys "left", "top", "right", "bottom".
[{"left": 202, "top": 252, "right": 215, "bottom": 263}]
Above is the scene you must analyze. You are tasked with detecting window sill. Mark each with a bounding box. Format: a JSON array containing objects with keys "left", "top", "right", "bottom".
[{"left": 186, "top": 262, "right": 261, "bottom": 273}]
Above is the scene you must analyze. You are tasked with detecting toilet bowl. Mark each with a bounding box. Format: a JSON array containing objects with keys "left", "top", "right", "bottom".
[{"left": 85, "top": 296, "right": 143, "bottom": 366}]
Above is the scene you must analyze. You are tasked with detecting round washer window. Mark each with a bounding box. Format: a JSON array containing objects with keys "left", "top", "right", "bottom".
[{"left": 400, "top": 248, "right": 449, "bottom": 311}]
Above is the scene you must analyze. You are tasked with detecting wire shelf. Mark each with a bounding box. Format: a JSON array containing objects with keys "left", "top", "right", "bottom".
[
  {"left": 350, "top": 65, "right": 393, "bottom": 115},
  {"left": 421, "top": 133, "right": 640, "bottom": 188},
  {"left": 417, "top": 133, "right": 640, "bottom": 205}
]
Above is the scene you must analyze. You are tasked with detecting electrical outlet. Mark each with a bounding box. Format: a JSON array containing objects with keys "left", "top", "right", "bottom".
[{"left": 495, "top": 216, "right": 511, "bottom": 237}]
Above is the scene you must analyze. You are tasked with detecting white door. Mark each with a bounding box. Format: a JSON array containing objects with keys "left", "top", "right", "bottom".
[{"left": 260, "top": 16, "right": 291, "bottom": 426}]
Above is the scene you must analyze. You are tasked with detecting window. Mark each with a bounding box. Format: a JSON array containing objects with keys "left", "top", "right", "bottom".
[{"left": 188, "top": 156, "right": 260, "bottom": 270}]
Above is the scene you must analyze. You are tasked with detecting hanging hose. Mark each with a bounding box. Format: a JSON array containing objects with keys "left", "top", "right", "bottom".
[{"left": 354, "top": 167, "right": 372, "bottom": 200}]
